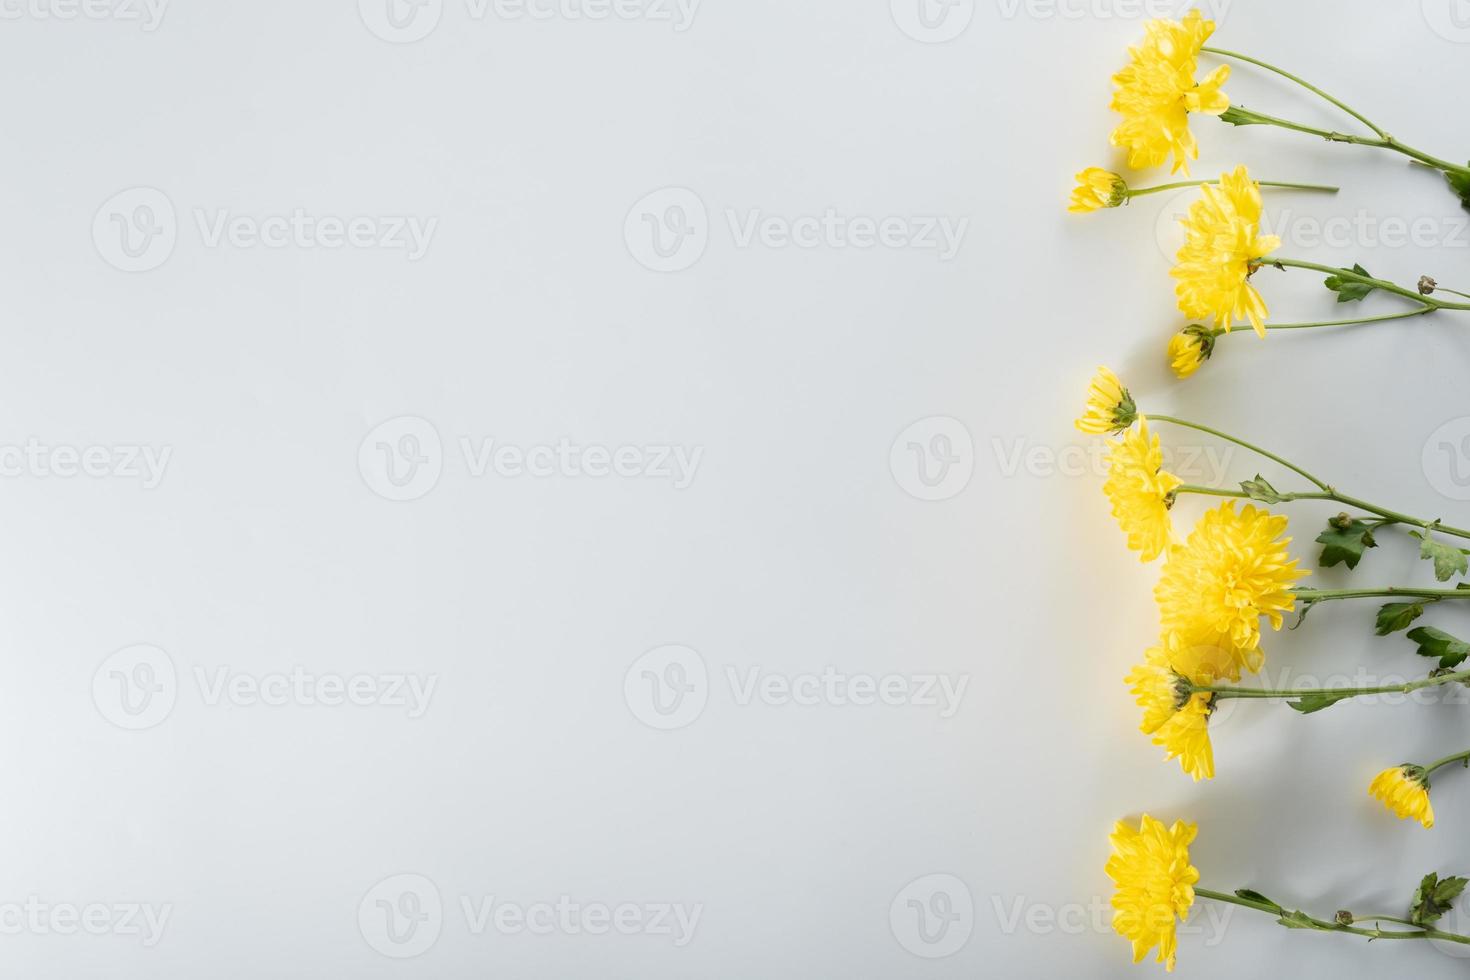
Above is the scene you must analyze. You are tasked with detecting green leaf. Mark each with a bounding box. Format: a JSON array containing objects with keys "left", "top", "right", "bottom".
[
  {"left": 1412, "top": 873, "right": 1469, "bottom": 926},
  {"left": 1235, "top": 889, "right": 1283, "bottom": 913},
  {"left": 1276, "top": 909, "right": 1318, "bottom": 930},
  {"left": 1324, "top": 264, "right": 1378, "bottom": 303},
  {"left": 1409, "top": 530, "right": 1470, "bottom": 581},
  {"left": 1241, "top": 475, "right": 1286, "bottom": 504},
  {"left": 1406, "top": 626, "right": 1470, "bottom": 668},
  {"left": 1220, "top": 106, "right": 1267, "bottom": 127},
  {"left": 1317, "top": 519, "right": 1378, "bottom": 570},
  {"left": 1447, "top": 168, "right": 1470, "bottom": 214},
  {"left": 1376, "top": 602, "right": 1425, "bottom": 635},
  {"left": 1287, "top": 691, "right": 1355, "bottom": 714}
]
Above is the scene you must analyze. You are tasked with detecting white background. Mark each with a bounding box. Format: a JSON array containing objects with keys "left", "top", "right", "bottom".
[{"left": 3, "top": 0, "right": 1470, "bottom": 976}]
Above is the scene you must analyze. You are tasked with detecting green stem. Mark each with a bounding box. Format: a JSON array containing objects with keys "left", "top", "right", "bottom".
[
  {"left": 1219, "top": 307, "right": 1437, "bottom": 334},
  {"left": 1201, "top": 47, "right": 1389, "bottom": 139},
  {"left": 1425, "top": 749, "right": 1470, "bottom": 777},
  {"left": 1219, "top": 104, "right": 1467, "bottom": 177},
  {"left": 1127, "top": 179, "right": 1339, "bottom": 198},
  {"left": 1148, "top": 415, "right": 1331, "bottom": 491},
  {"left": 1268, "top": 258, "right": 1470, "bottom": 310},
  {"left": 1196, "top": 888, "right": 1470, "bottom": 943},
  {"left": 1192, "top": 666, "right": 1470, "bottom": 701},
  {"left": 1296, "top": 587, "right": 1470, "bottom": 603}
]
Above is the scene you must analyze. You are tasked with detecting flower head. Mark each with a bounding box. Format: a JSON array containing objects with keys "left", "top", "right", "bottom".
[
  {"left": 1369, "top": 766, "right": 1434, "bottom": 828},
  {"left": 1107, "top": 814, "right": 1200, "bottom": 972},
  {"left": 1155, "top": 501, "right": 1307, "bottom": 679},
  {"left": 1126, "top": 640, "right": 1214, "bottom": 781},
  {"left": 1070, "top": 168, "right": 1128, "bottom": 212},
  {"left": 1104, "top": 419, "right": 1181, "bottom": 561},
  {"left": 1076, "top": 366, "right": 1138, "bottom": 435},
  {"left": 1167, "top": 326, "right": 1216, "bottom": 379},
  {"left": 1172, "top": 166, "right": 1282, "bottom": 338},
  {"left": 1109, "top": 12, "right": 1231, "bottom": 174}
]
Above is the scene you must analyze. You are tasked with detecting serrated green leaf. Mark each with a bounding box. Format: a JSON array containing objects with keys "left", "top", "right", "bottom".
[
  {"left": 1410, "top": 530, "right": 1470, "bottom": 581},
  {"left": 1317, "top": 519, "right": 1378, "bottom": 570},
  {"left": 1412, "top": 873, "right": 1468, "bottom": 926},
  {"left": 1324, "top": 264, "right": 1377, "bottom": 303},
  {"left": 1376, "top": 602, "right": 1425, "bottom": 635},
  {"left": 1241, "top": 475, "right": 1286, "bottom": 504},
  {"left": 1406, "top": 626, "right": 1470, "bottom": 668},
  {"left": 1288, "top": 691, "right": 1355, "bottom": 714}
]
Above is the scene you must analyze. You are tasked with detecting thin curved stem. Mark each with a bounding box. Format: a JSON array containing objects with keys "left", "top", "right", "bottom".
[
  {"left": 1148, "top": 415, "right": 1331, "bottom": 491},
  {"left": 1425, "top": 749, "right": 1470, "bottom": 777},
  {"left": 1219, "top": 307, "right": 1436, "bottom": 334},
  {"left": 1220, "top": 105, "right": 1467, "bottom": 176},
  {"left": 1201, "top": 47, "right": 1388, "bottom": 138}
]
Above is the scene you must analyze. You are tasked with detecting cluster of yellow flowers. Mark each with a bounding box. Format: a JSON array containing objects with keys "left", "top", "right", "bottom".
[
  {"left": 1073, "top": 15, "right": 1470, "bottom": 969},
  {"left": 1073, "top": 11, "right": 1470, "bottom": 381}
]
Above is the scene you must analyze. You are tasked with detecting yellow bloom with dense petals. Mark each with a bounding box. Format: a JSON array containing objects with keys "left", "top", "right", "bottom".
[
  {"left": 1109, "top": 12, "right": 1231, "bottom": 174},
  {"left": 1172, "top": 166, "right": 1282, "bottom": 338},
  {"left": 1070, "top": 168, "right": 1128, "bottom": 212},
  {"left": 1126, "top": 641, "right": 1215, "bottom": 781},
  {"left": 1104, "top": 419, "right": 1181, "bottom": 561},
  {"left": 1107, "top": 814, "right": 1199, "bottom": 972},
  {"left": 1167, "top": 328, "right": 1213, "bottom": 378},
  {"left": 1155, "top": 501, "right": 1307, "bottom": 679},
  {"left": 1370, "top": 766, "right": 1434, "bottom": 828},
  {"left": 1076, "top": 366, "right": 1137, "bottom": 435}
]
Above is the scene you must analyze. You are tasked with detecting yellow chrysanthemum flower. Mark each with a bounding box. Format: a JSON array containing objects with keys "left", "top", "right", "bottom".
[
  {"left": 1070, "top": 168, "right": 1128, "bottom": 213},
  {"left": 1369, "top": 766, "right": 1434, "bottom": 829},
  {"left": 1155, "top": 501, "right": 1307, "bottom": 679},
  {"left": 1104, "top": 419, "right": 1181, "bottom": 561},
  {"left": 1125, "top": 641, "right": 1215, "bottom": 781},
  {"left": 1172, "top": 166, "right": 1282, "bottom": 338},
  {"left": 1109, "top": 12, "right": 1231, "bottom": 174},
  {"left": 1076, "top": 366, "right": 1138, "bottom": 435},
  {"left": 1167, "top": 328, "right": 1214, "bottom": 379},
  {"left": 1107, "top": 814, "right": 1200, "bottom": 972}
]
